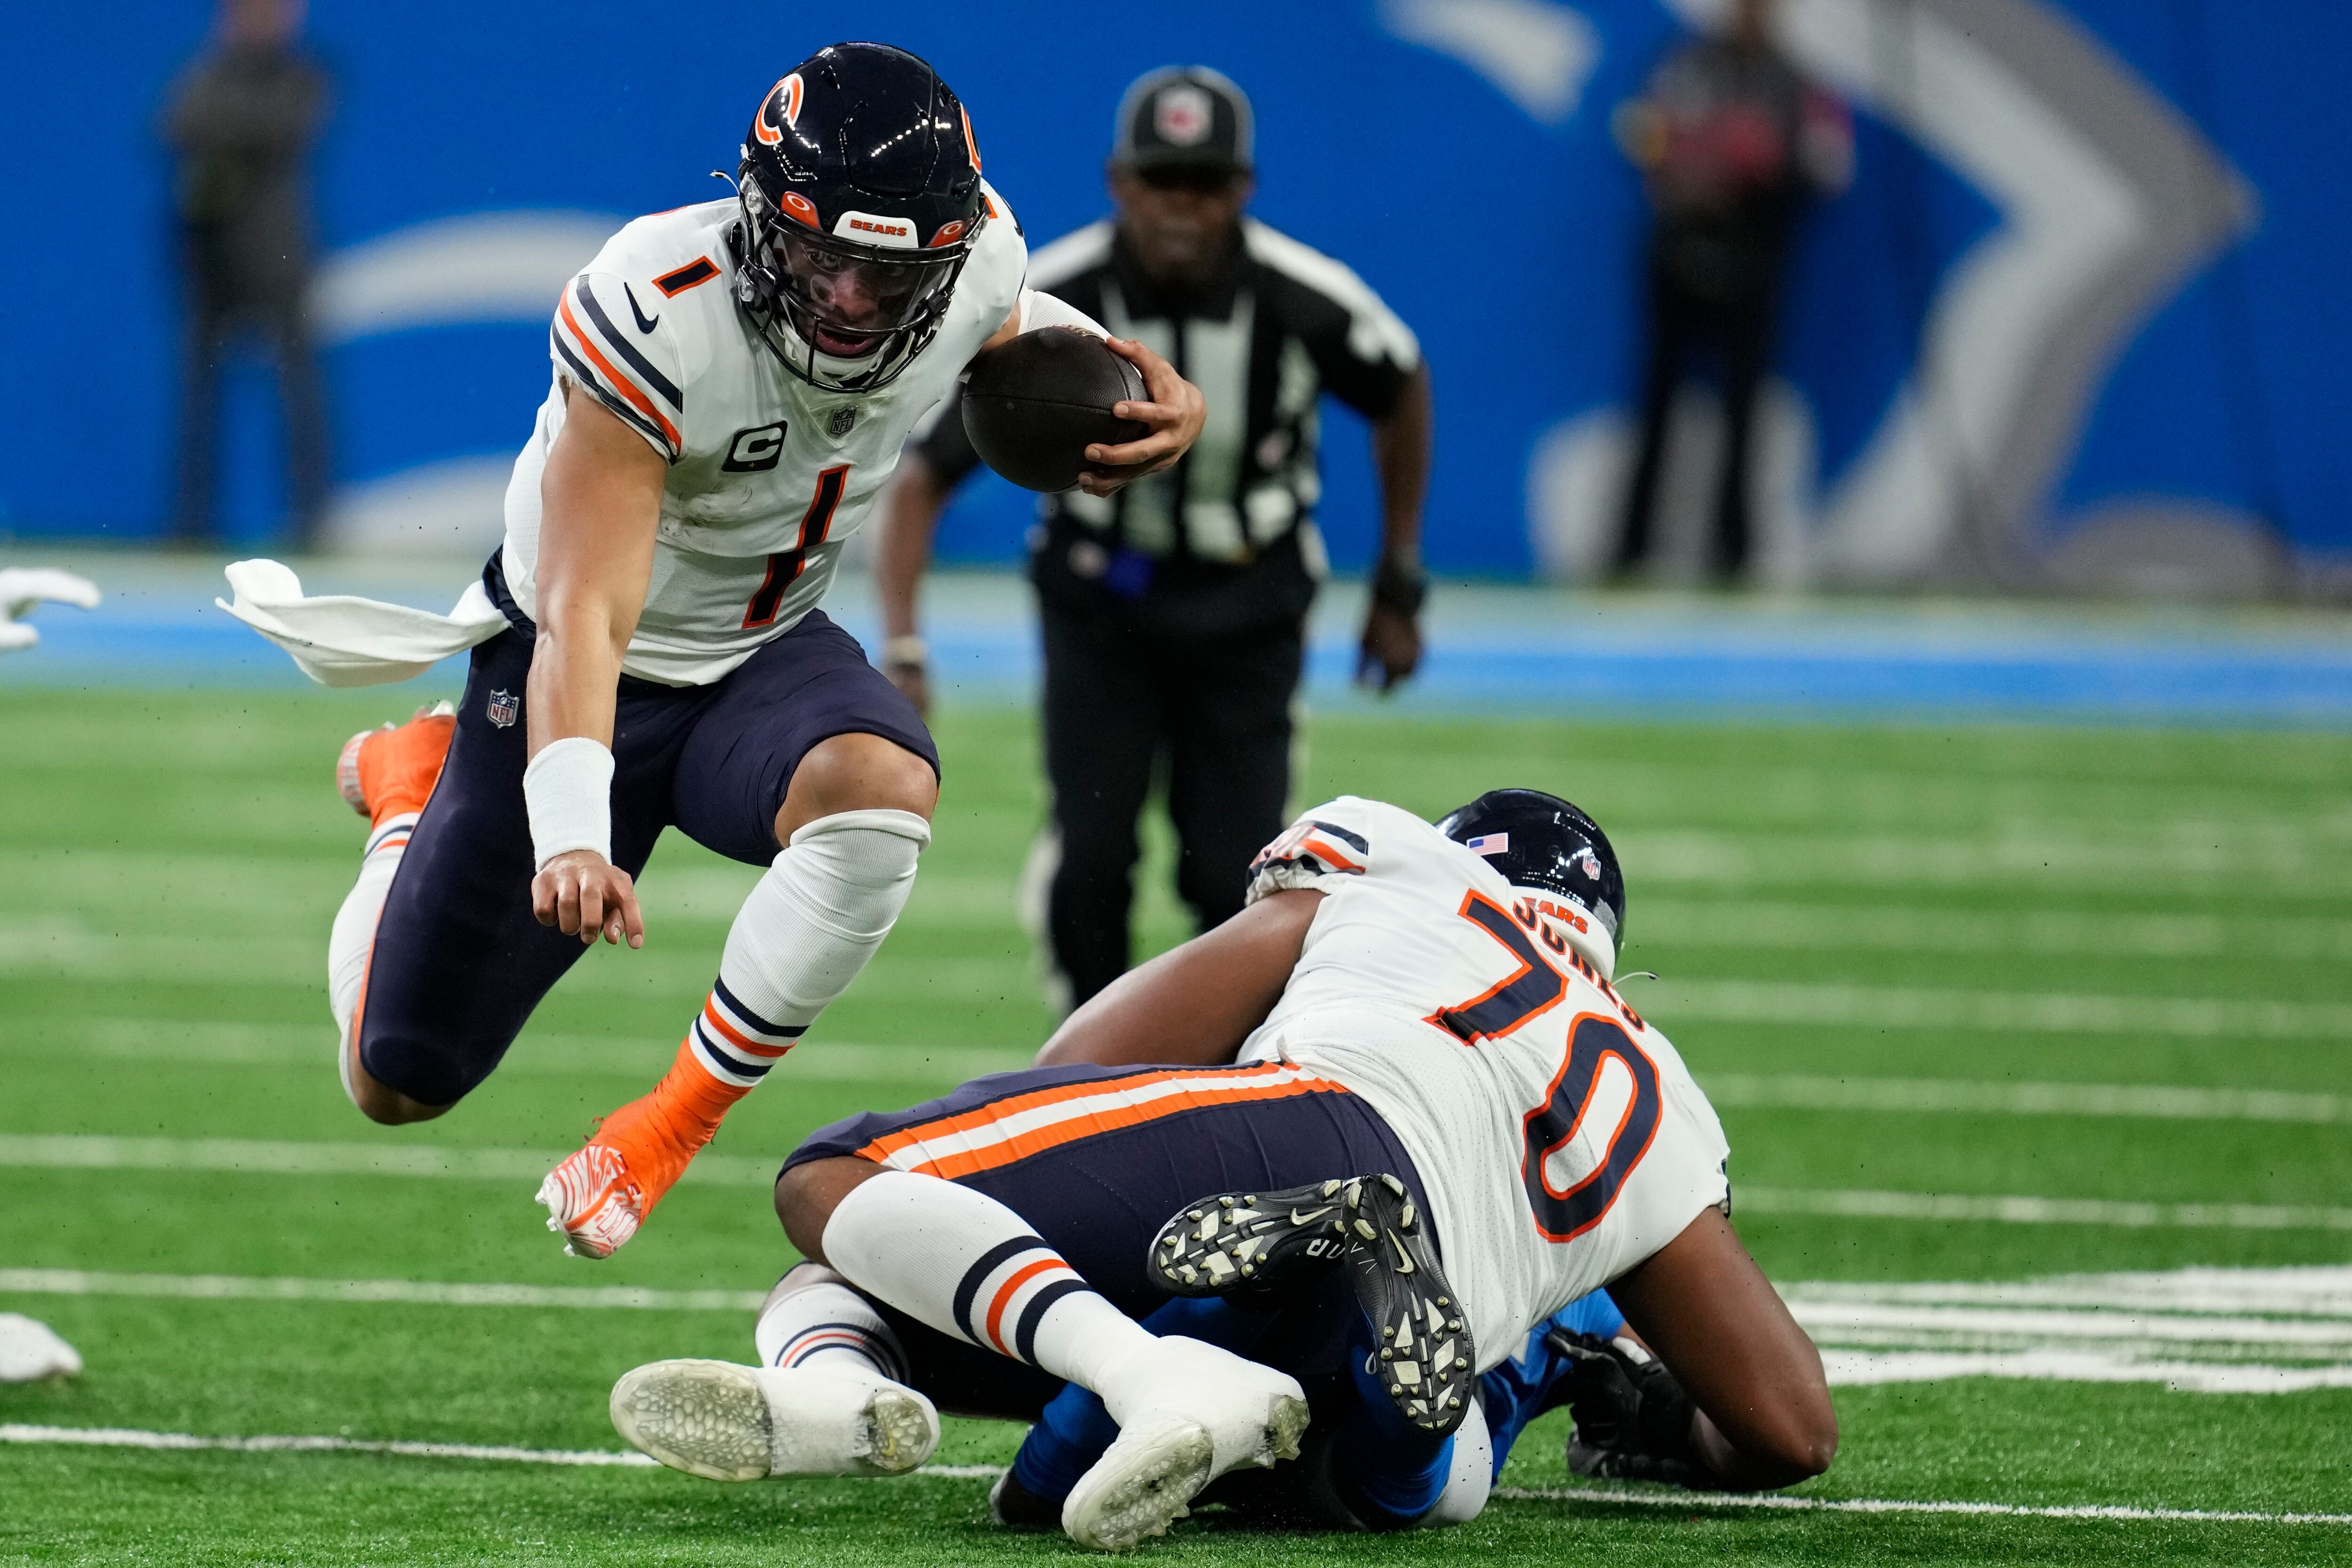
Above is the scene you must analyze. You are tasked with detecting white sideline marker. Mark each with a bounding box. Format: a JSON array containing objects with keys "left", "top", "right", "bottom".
[{"left": 2, "top": 1425, "right": 2342, "bottom": 1526}]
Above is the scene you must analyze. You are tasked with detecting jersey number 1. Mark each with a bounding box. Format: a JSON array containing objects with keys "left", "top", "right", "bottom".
[{"left": 744, "top": 464, "right": 850, "bottom": 628}]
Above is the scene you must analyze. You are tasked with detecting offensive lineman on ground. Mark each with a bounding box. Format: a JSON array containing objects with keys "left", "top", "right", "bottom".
[
  {"left": 226, "top": 43, "right": 1205, "bottom": 1259},
  {"left": 610, "top": 789, "right": 1836, "bottom": 1548}
]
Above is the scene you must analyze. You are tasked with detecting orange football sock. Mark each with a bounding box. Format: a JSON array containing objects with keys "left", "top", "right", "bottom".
[
  {"left": 587, "top": 1038, "right": 754, "bottom": 1216},
  {"left": 359, "top": 713, "right": 455, "bottom": 826}
]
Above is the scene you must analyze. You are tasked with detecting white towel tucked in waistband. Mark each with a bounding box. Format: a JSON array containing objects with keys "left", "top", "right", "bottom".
[{"left": 215, "top": 559, "right": 509, "bottom": 687}]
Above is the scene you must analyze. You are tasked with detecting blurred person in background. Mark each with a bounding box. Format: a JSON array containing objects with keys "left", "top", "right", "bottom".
[
  {"left": 876, "top": 66, "right": 1432, "bottom": 1014},
  {"left": 162, "top": 0, "right": 333, "bottom": 549},
  {"left": 1611, "top": 0, "right": 1849, "bottom": 585}
]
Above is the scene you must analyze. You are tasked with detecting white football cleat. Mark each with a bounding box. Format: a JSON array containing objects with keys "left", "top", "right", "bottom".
[
  {"left": 0, "top": 1314, "right": 82, "bottom": 1382},
  {"left": 536, "top": 1144, "right": 644, "bottom": 1260},
  {"left": 1063, "top": 1336, "right": 1309, "bottom": 1552},
  {"left": 610, "top": 1358, "right": 938, "bottom": 1481}
]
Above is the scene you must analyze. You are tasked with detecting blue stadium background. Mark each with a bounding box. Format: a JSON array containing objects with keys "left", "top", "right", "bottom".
[{"left": 2, "top": 0, "right": 2344, "bottom": 585}]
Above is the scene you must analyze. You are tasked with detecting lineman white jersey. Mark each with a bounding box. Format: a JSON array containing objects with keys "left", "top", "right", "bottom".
[
  {"left": 500, "top": 190, "right": 1026, "bottom": 686},
  {"left": 1236, "top": 796, "right": 1730, "bottom": 1373}
]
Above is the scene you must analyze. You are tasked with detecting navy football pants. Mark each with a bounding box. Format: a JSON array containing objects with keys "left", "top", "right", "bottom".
[{"left": 356, "top": 560, "right": 936, "bottom": 1107}]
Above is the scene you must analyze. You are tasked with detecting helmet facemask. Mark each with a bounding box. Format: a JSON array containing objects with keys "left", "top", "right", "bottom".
[{"left": 731, "top": 168, "right": 973, "bottom": 393}]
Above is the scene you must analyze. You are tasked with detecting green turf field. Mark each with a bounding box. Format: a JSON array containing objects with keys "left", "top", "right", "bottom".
[{"left": 5, "top": 689, "right": 2350, "bottom": 1564}]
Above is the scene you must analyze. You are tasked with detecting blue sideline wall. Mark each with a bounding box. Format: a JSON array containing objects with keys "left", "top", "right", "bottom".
[{"left": 2, "top": 1, "right": 2344, "bottom": 591}]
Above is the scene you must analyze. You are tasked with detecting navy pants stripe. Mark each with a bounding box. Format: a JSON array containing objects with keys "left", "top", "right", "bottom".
[{"left": 787, "top": 1063, "right": 1432, "bottom": 1419}]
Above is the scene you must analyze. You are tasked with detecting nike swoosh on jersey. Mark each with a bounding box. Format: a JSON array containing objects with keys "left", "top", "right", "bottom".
[{"left": 625, "top": 282, "right": 660, "bottom": 335}]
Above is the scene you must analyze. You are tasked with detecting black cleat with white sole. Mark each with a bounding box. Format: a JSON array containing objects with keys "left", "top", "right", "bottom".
[{"left": 1148, "top": 1173, "right": 1476, "bottom": 1437}]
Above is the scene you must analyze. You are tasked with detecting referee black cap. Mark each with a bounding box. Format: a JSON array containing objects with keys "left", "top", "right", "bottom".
[{"left": 1112, "top": 66, "right": 1253, "bottom": 176}]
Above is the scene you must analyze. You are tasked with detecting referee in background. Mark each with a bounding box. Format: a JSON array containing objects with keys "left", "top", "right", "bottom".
[{"left": 875, "top": 65, "right": 1432, "bottom": 1012}]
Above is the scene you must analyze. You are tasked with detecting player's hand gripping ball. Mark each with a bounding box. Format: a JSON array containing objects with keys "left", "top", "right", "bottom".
[{"left": 961, "top": 328, "right": 1151, "bottom": 493}]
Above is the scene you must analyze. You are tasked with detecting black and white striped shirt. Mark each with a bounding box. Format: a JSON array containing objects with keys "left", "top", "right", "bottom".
[{"left": 916, "top": 217, "right": 1419, "bottom": 636}]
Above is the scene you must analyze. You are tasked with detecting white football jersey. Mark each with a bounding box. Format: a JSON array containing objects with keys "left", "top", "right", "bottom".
[
  {"left": 1236, "top": 796, "right": 1730, "bottom": 1373},
  {"left": 500, "top": 190, "right": 1027, "bottom": 685}
]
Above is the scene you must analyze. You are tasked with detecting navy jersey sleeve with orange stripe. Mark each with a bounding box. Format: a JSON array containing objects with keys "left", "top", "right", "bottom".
[
  {"left": 549, "top": 270, "right": 689, "bottom": 463},
  {"left": 1246, "top": 794, "right": 1379, "bottom": 903}
]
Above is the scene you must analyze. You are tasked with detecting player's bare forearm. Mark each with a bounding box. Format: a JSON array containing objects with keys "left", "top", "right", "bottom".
[
  {"left": 873, "top": 454, "right": 952, "bottom": 714},
  {"left": 525, "top": 386, "right": 665, "bottom": 947},
  {"left": 875, "top": 453, "right": 951, "bottom": 643},
  {"left": 1372, "top": 362, "right": 1432, "bottom": 567},
  {"left": 1607, "top": 1207, "right": 1838, "bottom": 1489},
  {"left": 1359, "top": 363, "right": 1431, "bottom": 691},
  {"left": 527, "top": 387, "right": 663, "bottom": 756},
  {"left": 1035, "top": 889, "right": 1322, "bottom": 1069}
]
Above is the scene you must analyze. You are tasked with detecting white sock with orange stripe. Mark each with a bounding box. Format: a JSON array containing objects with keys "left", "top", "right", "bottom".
[
  {"left": 567, "top": 810, "right": 931, "bottom": 1223},
  {"left": 822, "top": 1171, "right": 1154, "bottom": 1396},
  {"left": 673, "top": 809, "right": 931, "bottom": 1096},
  {"left": 754, "top": 1263, "right": 908, "bottom": 1381},
  {"left": 326, "top": 812, "right": 415, "bottom": 1108}
]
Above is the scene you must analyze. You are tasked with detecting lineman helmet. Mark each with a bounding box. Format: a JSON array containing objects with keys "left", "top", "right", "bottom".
[
  {"left": 731, "top": 42, "right": 989, "bottom": 392},
  {"left": 1437, "top": 788, "right": 1626, "bottom": 976}
]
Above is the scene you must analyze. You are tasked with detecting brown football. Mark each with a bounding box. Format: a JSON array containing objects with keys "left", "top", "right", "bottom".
[{"left": 961, "top": 328, "right": 1150, "bottom": 492}]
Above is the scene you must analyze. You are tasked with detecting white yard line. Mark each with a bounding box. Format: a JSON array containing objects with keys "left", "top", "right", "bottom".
[
  {"left": 1737, "top": 1187, "right": 2352, "bottom": 1230},
  {"left": 1649, "top": 978, "right": 2352, "bottom": 1039},
  {"left": 11, "top": 1264, "right": 2352, "bottom": 1394},
  {"left": 1, "top": 1425, "right": 2340, "bottom": 1524},
  {"left": 0, "top": 1134, "right": 777, "bottom": 1187},
  {"left": 1635, "top": 901, "right": 2352, "bottom": 963},
  {"left": 0, "top": 1269, "right": 764, "bottom": 1312},
  {"left": 1493, "top": 1484, "right": 2352, "bottom": 1527},
  {"left": 0, "top": 1424, "right": 1002, "bottom": 1481},
  {"left": 1700, "top": 1075, "right": 2351, "bottom": 1123},
  {"left": 1788, "top": 1267, "right": 2352, "bottom": 1316},
  {"left": 9, "top": 1018, "right": 1028, "bottom": 1083},
  {"left": 9, "top": 1136, "right": 2346, "bottom": 1232}
]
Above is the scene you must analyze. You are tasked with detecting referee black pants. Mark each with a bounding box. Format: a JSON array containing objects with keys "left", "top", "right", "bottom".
[{"left": 1039, "top": 599, "right": 1303, "bottom": 1010}]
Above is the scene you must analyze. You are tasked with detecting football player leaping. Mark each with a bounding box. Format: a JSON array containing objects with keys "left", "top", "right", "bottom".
[
  {"left": 610, "top": 790, "right": 1835, "bottom": 1549},
  {"left": 239, "top": 44, "right": 1202, "bottom": 1259}
]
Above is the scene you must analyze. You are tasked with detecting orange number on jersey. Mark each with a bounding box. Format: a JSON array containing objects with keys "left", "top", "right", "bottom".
[
  {"left": 1429, "top": 893, "right": 1664, "bottom": 1243},
  {"left": 1426, "top": 891, "right": 1566, "bottom": 1043},
  {"left": 744, "top": 464, "right": 850, "bottom": 628},
  {"left": 1519, "top": 1014, "right": 1663, "bottom": 1243}
]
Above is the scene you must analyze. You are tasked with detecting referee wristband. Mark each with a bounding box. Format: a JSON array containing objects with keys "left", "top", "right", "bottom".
[
  {"left": 1371, "top": 554, "right": 1429, "bottom": 617},
  {"left": 524, "top": 736, "right": 614, "bottom": 871},
  {"left": 883, "top": 634, "right": 928, "bottom": 668}
]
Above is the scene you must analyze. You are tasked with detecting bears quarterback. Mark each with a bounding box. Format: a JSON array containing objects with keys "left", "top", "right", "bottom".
[{"left": 222, "top": 41, "right": 1206, "bottom": 1260}]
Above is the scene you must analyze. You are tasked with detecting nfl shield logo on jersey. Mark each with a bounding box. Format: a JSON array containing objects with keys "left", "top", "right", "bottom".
[
  {"left": 828, "top": 406, "right": 856, "bottom": 437},
  {"left": 486, "top": 689, "right": 519, "bottom": 728}
]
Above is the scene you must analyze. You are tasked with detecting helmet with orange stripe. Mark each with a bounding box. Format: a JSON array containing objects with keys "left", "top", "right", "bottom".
[{"left": 731, "top": 42, "right": 990, "bottom": 392}]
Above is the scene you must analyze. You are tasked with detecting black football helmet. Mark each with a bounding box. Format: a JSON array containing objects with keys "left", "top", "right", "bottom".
[
  {"left": 731, "top": 42, "right": 989, "bottom": 392},
  {"left": 1437, "top": 789, "right": 1626, "bottom": 964}
]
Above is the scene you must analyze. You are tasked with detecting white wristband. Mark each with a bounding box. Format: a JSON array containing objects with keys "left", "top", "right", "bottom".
[{"left": 524, "top": 736, "right": 614, "bottom": 871}]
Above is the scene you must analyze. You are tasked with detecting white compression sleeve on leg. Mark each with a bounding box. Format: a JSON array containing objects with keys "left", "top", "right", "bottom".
[
  {"left": 706, "top": 809, "right": 930, "bottom": 1049},
  {"left": 327, "top": 814, "right": 413, "bottom": 1109},
  {"left": 1017, "top": 289, "right": 1111, "bottom": 340},
  {"left": 822, "top": 1170, "right": 1153, "bottom": 1392}
]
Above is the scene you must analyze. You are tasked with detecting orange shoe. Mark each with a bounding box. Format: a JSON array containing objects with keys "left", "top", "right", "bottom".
[
  {"left": 337, "top": 702, "right": 456, "bottom": 824},
  {"left": 537, "top": 1040, "right": 747, "bottom": 1259}
]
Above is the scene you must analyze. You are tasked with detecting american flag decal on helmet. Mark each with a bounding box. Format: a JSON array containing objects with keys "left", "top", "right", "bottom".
[{"left": 1465, "top": 832, "right": 1510, "bottom": 856}]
